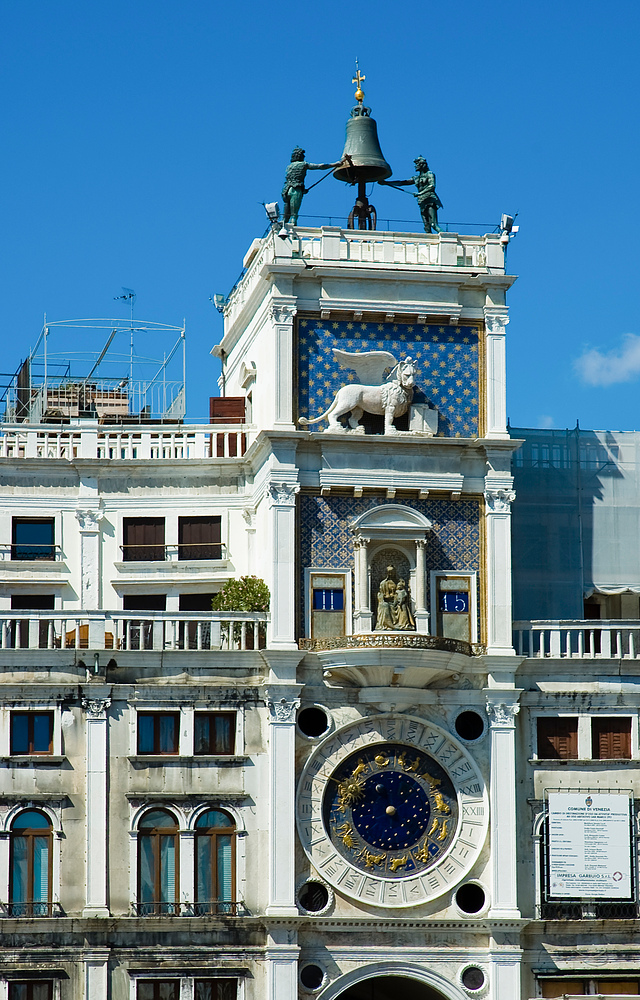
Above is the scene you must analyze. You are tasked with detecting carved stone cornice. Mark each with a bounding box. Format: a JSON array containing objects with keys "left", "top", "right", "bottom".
[{"left": 484, "top": 488, "right": 516, "bottom": 513}]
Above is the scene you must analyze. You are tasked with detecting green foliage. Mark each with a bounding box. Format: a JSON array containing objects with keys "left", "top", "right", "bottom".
[{"left": 212, "top": 576, "right": 270, "bottom": 614}]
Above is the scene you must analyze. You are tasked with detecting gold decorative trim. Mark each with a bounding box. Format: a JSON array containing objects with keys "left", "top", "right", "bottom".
[{"left": 299, "top": 633, "right": 485, "bottom": 657}]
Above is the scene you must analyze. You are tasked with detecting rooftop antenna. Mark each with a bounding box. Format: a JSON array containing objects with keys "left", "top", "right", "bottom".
[{"left": 114, "top": 287, "right": 137, "bottom": 386}]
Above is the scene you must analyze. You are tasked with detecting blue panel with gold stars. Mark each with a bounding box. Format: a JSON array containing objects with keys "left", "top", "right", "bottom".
[{"left": 297, "top": 317, "right": 481, "bottom": 438}]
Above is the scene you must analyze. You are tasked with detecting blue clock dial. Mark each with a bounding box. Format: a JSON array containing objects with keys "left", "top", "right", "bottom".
[
  {"left": 323, "top": 742, "right": 458, "bottom": 878},
  {"left": 351, "top": 771, "right": 430, "bottom": 849}
]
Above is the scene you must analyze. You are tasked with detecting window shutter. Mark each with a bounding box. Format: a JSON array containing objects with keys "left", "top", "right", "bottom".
[
  {"left": 592, "top": 718, "right": 631, "bottom": 759},
  {"left": 537, "top": 718, "right": 578, "bottom": 759}
]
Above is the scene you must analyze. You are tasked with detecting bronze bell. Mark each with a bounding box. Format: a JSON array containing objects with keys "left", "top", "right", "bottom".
[{"left": 333, "top": 106, "right": 392, "bottom": 185}]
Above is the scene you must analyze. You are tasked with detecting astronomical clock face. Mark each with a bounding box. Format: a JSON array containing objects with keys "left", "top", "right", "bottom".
[{"left": 296, "top": 715, "right": 489, "bottom": 908}]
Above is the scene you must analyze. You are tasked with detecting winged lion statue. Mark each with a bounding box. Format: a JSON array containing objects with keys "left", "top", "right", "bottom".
[{"left": 298, "top": 349, "right": 417, "bottom": 435}]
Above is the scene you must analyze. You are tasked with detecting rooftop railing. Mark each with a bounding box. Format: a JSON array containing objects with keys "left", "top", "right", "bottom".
[
  {"left": 0, "top": 424, "right": 251, "bottom": 460},
  {"left": 514, "top": 620, "right": 640, "bottom": 658},
  {"left": 0, "top": 611, "right": 269, "bottom": 651}
]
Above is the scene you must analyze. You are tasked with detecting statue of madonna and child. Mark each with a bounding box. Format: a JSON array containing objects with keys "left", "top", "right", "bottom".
[{"left": 374, "top": 565, "right": 416, "bottom": 631}]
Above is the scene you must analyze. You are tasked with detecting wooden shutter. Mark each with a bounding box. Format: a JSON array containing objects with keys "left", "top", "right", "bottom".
[
  {"left": 123, "top": 518, "right": 165, "bottom": 561},
  {"left": 592, "top": 717, "right": 631, "bottom": 759},
  {"left": 540, "top": 982, "right": 585, "bottom": 998},
  {"left": 178, "top": 517, "right": 221, "bottom": 560},
  {"left": 537, "top": 717, "right": 578, "bottom": 759},
  {"left": 209, "top": 397, "right": 245, "bottom": 424}
]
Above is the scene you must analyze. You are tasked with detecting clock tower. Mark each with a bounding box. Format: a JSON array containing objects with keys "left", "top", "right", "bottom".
[{"left": 213, "top": 76, "right": 521, "bottom": 1000}]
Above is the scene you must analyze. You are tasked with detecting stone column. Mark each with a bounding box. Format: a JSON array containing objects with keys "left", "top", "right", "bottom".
[
  {"left": 489, "top": 937, "right": 523, "bottom": 1000},
  {"left": 485, "top": 693, "right": 522, "bottom": 919},
  {"left": 76, "top": 502, "right": 104, "bottom": 647},
  {"left": 352, "top": 537, "right": 372, "bottom": 633},
  {"left": 265, "top": 690, "right": 300, "bottom": 916},
  {"left": 268, "top": 481, "right": 299, "bottom": 650},
  {"left": 81, "top": 689, "right": 111, "bottom": 917},
  {"left": 84, "top": 951, "right": 110, "bottom": 999},
  {"left": 483, "top": 308, "right": 509, "bottom": 439},
  {"left": 414, "top": 538, "right": 429, "bottom": 634},
  {"left": 270, "top": 300, "right": 297, "bottom": 428},
  {"left": 484, "top": 488, "right": 516, "bottom": 655},
  {"left": 266, "top": 927, "right": 299, "bottom": 1000}
]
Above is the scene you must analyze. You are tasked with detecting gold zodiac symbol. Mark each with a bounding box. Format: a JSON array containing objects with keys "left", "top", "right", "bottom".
[
  {"left": 422, "top": 773, "right": 442, "bottom": 789},
  {"left": 337, "top": 776, "right": 365, "bottom": 812},
  {"left": 358, "top": 849, "right": 387, "bottom": 869},
  {"left": 389, "top": 855, "right": 407, "bottom": 872},
  {"left": 374, "top": 754, "right": 390, "bottom": 767},
  {"left": 398, "top": 752, "right": 421, "bottom": 772},
  {"left": 337, "top": 822, "right": 356, "bottom": 849},
  {"left": 433, "top": 791, "right": 451, "bottom": 814},
  {"left": 414, "top": 841, "right": 431, "bottom": 863},
  {"left": 428, "top": 817, "right": 440, "bottom": 838},
  {"left": 437, "top": 819, "right": 449, "bottom": 841},
  {"left": 351, "top": 758, "right": 368, "bottom": 779}
]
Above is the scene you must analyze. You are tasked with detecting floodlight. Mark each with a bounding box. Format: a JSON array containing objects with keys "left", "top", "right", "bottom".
[
  {"left": 264, "top": 202, "right": 280, "bottom": 222},
  {"left": 501, "top": 214, "right": 514, "bottom": 233},
  {"left": 213, "top": 294, "right": 226, "bottom": 313}
]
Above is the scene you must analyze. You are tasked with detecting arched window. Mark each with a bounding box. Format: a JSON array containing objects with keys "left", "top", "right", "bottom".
[
  {"left": 137, "top": 808, "right": 179, "bottom": 915},
  {"left": 10, "top": 810, "right": 52, "bottom": 917},
  {"left": 195, "top": 809, "right": 235, "bottom": 915}
]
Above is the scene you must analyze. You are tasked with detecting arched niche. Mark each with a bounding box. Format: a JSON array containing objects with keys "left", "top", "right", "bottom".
[
  {"left": 350, "top": 505, "right": 432, "bottom": 633},
  {"left": 321, "top": 965, "right": 467, "bottom": 1000}
]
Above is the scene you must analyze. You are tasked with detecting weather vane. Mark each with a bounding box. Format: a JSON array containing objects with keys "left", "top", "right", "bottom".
[{"left": 352, "top": 60, "right": 365, "bottom": 104}]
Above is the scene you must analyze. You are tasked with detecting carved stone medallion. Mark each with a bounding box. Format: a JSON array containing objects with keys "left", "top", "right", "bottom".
[{"left": 296, "top": 714, "right": 489, "bottom": 908}]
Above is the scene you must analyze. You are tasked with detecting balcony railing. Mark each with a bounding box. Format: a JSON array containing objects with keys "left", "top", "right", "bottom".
[
  {"left": 119, "top": 542, "right": 226, "bottom": 562},
  {"left": 130, "top": 900, "right": 246, "bottom": 917},
  {"left": 0, "top": 611, "right": 269, "bottom": 651},
  {"left": 513, "top": 620, "right": 640, "bottom": 658},
  {"left": 0, "top": 424, "right": 252, "bottom": 460},
  {"left": 5, "top": 543, "right": 61, "bottom": 562},
  {"left": 0, "top": 902, "right": 64, "bottom": 917}
]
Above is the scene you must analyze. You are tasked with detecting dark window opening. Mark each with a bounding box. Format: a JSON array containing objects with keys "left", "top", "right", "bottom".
[
  {"left": 194, "top": 982, "right": 237, "bottom": 1000},
  {"left": 194, "top": 713, "right": 235, "bottom": 755},
  {"left": 9, "top": 810, "right": 53, "bottom": 917},
  {"left": 178, "top": 517, "right": 222, "bottom": 560},
  {"left": 137, "top": 982, "right": 180, "bottom": 1000},
  {"left": 179, "top": 593, "right": 216, "bottom": 611},
  {"left": 10, "top": 712, "right": 54, "bottom": 755},
  {"left": 11, "top": 595, "right": 55, "bottom": 610},
  {"left": 123, "top": 595, "right": 167, "bottom": 612},
  {"left": 298, "top": 880, "right": 329, "bottom": 913},
  {"left": 9, "top": 596, "right": 55, "bottom": 649},
  {"left": 537, "top": 717, "right": 578, "bottom": 759},
  {"left": 12, "top": 519, "right": 55, "bottom": 561},
  {"left": 297, "top": 706, "right": 330, "bottom": 738},
  {"left": 9, "top": 984, "right": 54, "bottom": 1000},
  {"left": 455, "top": 882, "right": 485, "bottom": 914},
  {"left": 137, "top": 712, "right": 179, "bottom": 755},
  {"left": 123, "top": 517, "right": 165, "bottom": 561},
  {"left": 300, "top": 966, "right": 324, "bottom": 990},
  {"left": 455, "top": 711, "right": 485, "bottom": 741}
]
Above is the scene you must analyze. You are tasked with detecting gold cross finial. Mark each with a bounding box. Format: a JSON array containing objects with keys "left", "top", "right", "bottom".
[{"left": 352, "top": 59, "right": 365, "bottom": 103}]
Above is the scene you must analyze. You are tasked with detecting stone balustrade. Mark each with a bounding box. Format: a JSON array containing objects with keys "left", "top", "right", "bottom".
[
  {"left": 0, "top": 424, "right": 252, "bottom": 460},
  {"left": 0, "top": 611, "right": 269, "bottom": 651},
  {"left": 513, "top": 619, "right": 640, "bottom": 658}
]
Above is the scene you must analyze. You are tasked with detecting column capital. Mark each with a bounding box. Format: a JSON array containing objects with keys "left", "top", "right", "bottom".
[
  {"left": 265, "top": 690, "right": 301, "bottom": 724},
  {"left": 485, "top": 692, "right": 522, "bottom": 728},
  {"left": 269, "top": 300, "right": 297, "bottom": 326},
  {"left": 483, "top": 307, "right": 510, "bottom": 335},
  {"left": 75, "top": 502, "right": 105, "bottom": 532},
  {"left": 81, "top": 690, "right": 112, "bottom": 719},
  {"left": 268, "top": 480, "right": 300, "bottom": 508},
  {"left": 415, "top": 538, "right": 426, "bottom": 550},
  {"left": 484, "top": 487, "right": 516, "bottom": 513}
]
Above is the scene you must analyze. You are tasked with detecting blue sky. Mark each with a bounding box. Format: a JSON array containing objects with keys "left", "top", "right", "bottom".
[{"left": 1, "top": 0, "right": 639, "bottom": 429}]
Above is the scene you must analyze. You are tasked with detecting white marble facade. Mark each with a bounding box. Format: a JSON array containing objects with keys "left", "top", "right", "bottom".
[{"left": 0, "top": 225, "right": 637, "bottom": 1000}]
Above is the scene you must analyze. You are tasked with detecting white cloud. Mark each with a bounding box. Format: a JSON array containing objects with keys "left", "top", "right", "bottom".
[
  {"left": 538, "top": 415, "right": 555, "bottom": 428},
  {"left": 574, "top": 333, "right": 640, "bottom": 387}
]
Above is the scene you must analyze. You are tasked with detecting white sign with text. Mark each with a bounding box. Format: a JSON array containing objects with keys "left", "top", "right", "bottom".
[{"left": 548, "top": 792, "right": 631, "bottom": 898}]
